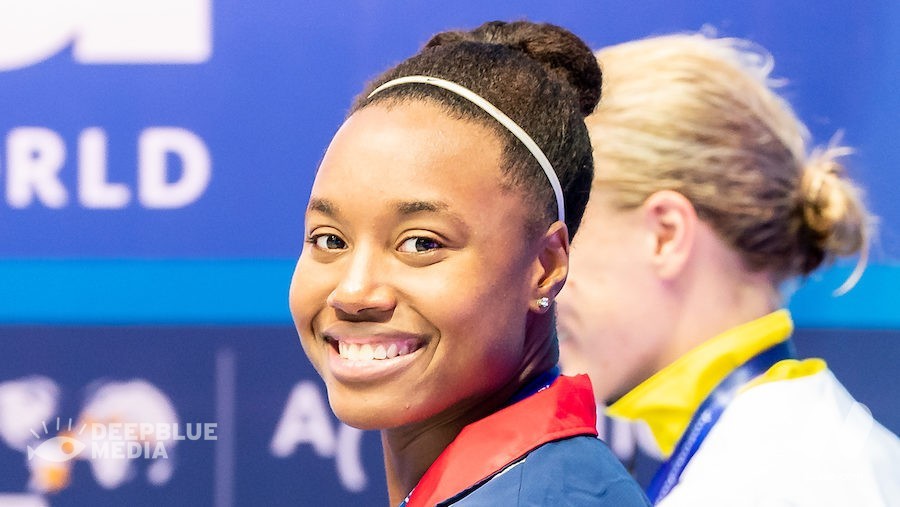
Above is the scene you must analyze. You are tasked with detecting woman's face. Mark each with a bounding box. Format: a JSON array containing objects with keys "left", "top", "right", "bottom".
[
  {"left": 290, "top": 101, "right": 543, "bottom": 430},
  {"left": 556, "top": 189, "right": 669, "bottom": 403}
]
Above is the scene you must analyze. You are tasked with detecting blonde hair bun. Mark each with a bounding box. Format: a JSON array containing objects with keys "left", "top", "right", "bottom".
[
  {"left": 797, "top": 144, "right": 872, "bottom": 292},
  {"left": 590, "top": 33, "right": 875, "bottom": 286}
]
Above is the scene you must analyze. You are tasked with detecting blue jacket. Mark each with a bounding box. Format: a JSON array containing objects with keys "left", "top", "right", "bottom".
[
  {"left": 442, "top": 435, "right": 649, "bottom": 506},
  {"left": 401, "top": 373, "right": 649, "bottom": 506}
]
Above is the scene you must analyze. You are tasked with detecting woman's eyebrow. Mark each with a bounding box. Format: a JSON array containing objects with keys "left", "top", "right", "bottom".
[
  {"left": 307, "top": 198, "right": 468, "bottom": 230},
  {"left": 307, "top": 197, "right": 339, "bottom": 218},
  {"left": 395, "top": 200, "right": 449, "bottom": 215},
  {"left": 395, "top": 200, "right": 470, "bottom": 232}
]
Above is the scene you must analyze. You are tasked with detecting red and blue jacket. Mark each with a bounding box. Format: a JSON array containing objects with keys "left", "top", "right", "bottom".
[{"left": 401, "top": 371, "right": 650, "bottom": 506}]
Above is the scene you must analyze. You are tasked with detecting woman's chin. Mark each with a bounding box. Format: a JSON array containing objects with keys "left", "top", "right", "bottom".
[
  {"left": 333, "top": 407, "right": 383, "bottom": 430},
  {"left": 327, "top": 393, "right": 422, "bottom": 431}
]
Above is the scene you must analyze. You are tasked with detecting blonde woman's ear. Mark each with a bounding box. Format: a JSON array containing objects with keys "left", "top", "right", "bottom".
[{"left": 642, "top": 190, "right": 697, "bottom": 280}]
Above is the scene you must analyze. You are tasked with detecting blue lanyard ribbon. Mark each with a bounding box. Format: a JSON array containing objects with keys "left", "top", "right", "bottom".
[{"left": 646, "top": 340, "right": 796, "bottom": 504}]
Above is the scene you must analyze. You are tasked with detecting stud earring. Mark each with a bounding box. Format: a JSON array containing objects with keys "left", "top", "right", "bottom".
[{"left": 537, "top": 297, "right": 551, "bottom": 310}]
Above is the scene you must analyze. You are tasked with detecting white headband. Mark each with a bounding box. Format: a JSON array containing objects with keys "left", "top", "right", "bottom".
[{"left": 367, "top": 75, "right": 566, "bottom": 224}]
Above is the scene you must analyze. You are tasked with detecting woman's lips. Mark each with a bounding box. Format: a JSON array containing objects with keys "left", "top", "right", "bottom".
[{"left": 322, "top": 332, "right": 427, "bottom": 383}]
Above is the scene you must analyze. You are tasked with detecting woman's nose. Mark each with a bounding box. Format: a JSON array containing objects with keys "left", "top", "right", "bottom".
[{"left": 326, "top": 247, "right": 396, "bottom": 318}]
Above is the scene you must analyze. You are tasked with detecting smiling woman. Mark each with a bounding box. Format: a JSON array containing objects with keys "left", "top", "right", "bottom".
[{"left": 288, "top": 20, "right": 648, "bottom": 507}]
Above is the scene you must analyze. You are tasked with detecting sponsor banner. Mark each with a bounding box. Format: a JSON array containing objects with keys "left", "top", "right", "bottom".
[{"left": 0, "top": 326, "right": 896, "bottom": 506}]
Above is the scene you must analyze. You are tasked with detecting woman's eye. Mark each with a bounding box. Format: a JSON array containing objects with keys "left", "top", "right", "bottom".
[
  {"left": 398, "top": 237, "right": 442, "bottom": 253},
  {"left": 312, "top": 234, "right": 346, "bottom": 250}
]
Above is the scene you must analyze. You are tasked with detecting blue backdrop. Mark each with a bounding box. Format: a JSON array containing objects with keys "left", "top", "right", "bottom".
[{"left": 1, "top": 1, "right": 897, "bottom": 505}]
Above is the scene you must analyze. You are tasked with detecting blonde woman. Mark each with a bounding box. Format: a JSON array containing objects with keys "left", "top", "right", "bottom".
[{"left": 557, "top": 34, "right": 900, "bottom": 506}]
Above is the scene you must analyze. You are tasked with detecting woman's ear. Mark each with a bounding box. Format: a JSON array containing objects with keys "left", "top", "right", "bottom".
[
  {"left": 531, "top": 221, "right": 570, "bottom": 312},
  {"left": 641, "top": 190, "right": 698, "bottom": 280}
]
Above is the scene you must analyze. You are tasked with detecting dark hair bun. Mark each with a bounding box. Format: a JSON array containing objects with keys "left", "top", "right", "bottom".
[
  {"left": 356, "top": 19, "right": 600, "bottom": 238},
  {"left": 426, "top": 21, "right": 601, "bottom": 116}
]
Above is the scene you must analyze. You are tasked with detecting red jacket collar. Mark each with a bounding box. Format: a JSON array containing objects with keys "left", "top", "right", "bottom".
[{"left": 406, "top": 374, "right": 598, "bottom": 507}]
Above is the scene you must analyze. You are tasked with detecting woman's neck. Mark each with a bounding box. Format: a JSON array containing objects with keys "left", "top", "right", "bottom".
[
  {"left": 381, "top": 315, "right": 558, "bottom": 505},
  {"left": 380, "top": 382, "right": 512, "bottom": 505},
  {"left": 662, "top": 236, "right": 781, "bottom": 367}
]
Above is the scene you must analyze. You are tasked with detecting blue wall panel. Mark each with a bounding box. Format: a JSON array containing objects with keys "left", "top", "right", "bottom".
[{"left": 0, "top": 1, "right": 897, "bottom": 505}]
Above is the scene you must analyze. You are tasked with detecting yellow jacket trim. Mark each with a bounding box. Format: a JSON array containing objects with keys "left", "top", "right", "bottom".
[
  {"left": 740, "top": 357, "right": 827, "bottom": 392},
  {"left": 607, "top": 310, "right": 819, "bottom": 457}
]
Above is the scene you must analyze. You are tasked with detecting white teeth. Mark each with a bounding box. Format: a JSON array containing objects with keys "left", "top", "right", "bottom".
[
  {"left": 341, "top": 342, "right": 358, "bottom": 360},
  {"left": 337, "top": 340, "right": 418, "bottom": 361}
]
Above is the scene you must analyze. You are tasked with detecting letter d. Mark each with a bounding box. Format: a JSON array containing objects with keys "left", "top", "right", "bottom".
[{"left": 139, "top": 127, "right": 211, "bottom": 208}]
